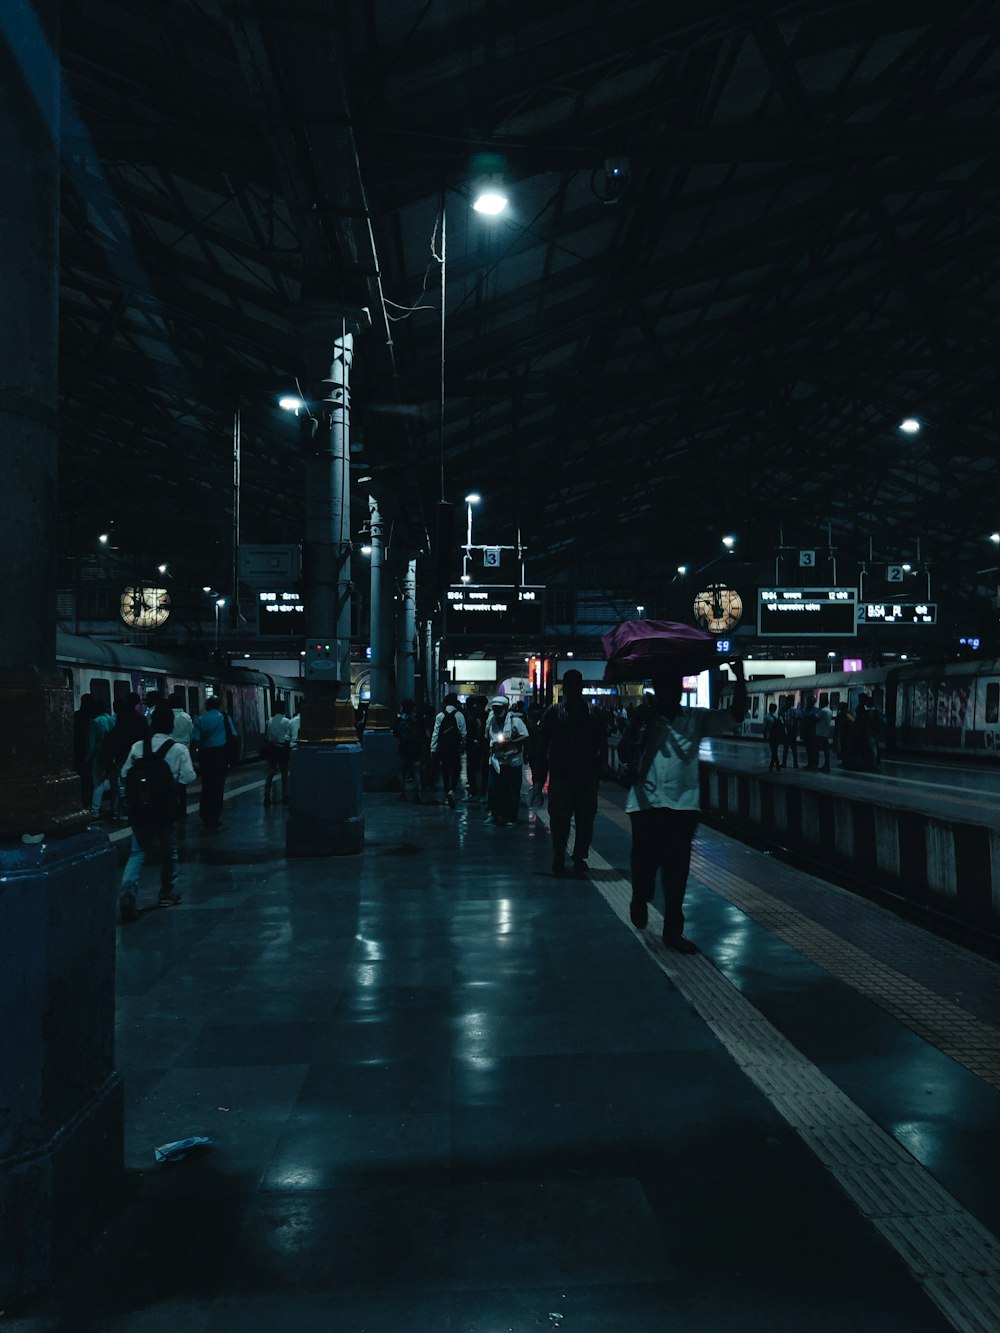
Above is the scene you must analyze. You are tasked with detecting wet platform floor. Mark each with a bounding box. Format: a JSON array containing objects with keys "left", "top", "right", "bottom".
[{"left": 8, "top": 768, "right": 1000, "bottom": 1332}]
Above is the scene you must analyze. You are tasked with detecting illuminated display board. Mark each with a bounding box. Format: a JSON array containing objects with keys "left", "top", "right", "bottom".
[
  {"left": 258, "top": 590, "right": 305, "bottom": 635},
  {"left": 757, "top": 587, "right": 858, "bottom": 638},
  {"left": 445, "top": 585, "right": 545, "bottom": 636},
  {"left": 857, "top": 602, "right": 937, "bottom": 625}
]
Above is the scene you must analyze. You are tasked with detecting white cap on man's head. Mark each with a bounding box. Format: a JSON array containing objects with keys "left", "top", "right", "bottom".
[{"left": 489, "top": 695, "right": 509, "bottom": 708}]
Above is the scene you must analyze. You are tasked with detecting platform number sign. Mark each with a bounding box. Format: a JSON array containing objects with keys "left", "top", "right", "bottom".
[
  {"left": 799, "top": 550, "right": 816, "bottom": 568},
  {"left": 887, "top": 565, "right": 905, "bottom": 583},
  {"left": 483, "top": 548, "right": 501, "bottom": 568}
]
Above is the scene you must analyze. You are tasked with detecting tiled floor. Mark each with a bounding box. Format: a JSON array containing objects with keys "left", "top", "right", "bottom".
[{"left": 10, "top": 769, "right": 999, "bottom": 1331}]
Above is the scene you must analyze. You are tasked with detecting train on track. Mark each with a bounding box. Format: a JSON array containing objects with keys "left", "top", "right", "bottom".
[
  {"left": 57, "top": 631, "right": 304, "bottom": 762},
  {"left": 719, "top": 657, "right": 1000, "bottom": 759}
]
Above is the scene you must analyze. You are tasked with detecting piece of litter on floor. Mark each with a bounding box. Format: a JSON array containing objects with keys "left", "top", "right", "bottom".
[
  {"left": 153, "top": 1135, "right": 214, "bottom": 1163},
  {"left": 217, "top": 1106, "right": 230, "bottom": 1112}
]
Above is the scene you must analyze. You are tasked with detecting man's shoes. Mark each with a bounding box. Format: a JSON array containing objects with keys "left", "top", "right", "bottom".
[
  {"left": 552, "top": 858, "right": 567, "bottom": 877},
  {"left": 663, "top": 934, "right": 697, "bottom": 955},
  {"left": 156, "top": 893, "right": 182, "bottom": 909},
  {"left": 573, "top": 860, "right": 589, "bottom": 877},
  {"left": 119, "top": 893, "right": 139, "bottom": 923},
  {"left": 446, "top": 791, "right": 456, "bottom": 808},
  {"left": 629, "top": 896, "right": 648, "bottom": 929}
]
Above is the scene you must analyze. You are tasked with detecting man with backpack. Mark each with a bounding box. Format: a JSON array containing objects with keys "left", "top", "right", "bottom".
[
  {"left": 393, "top": 698, "right": 425, "bottom": 802},
  {"left": 430, "top": 693, "right": 467, "bottom": 808},
  {"left": 118, "top": 703, "right": 196, "bottom": 922}
]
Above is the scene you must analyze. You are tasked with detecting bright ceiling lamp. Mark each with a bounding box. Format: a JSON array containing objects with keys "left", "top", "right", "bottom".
[
  {"left": 898, "top": 417, "right": 921, "bottom": 434},
  {"left": 279, "top": 395, "right": 304, "bottom": 411},
  {"left": 472, "top": 190, "right": 508, "bottom": 216}
]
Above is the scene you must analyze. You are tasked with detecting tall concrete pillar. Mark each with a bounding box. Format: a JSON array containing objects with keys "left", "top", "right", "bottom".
[
  {"left": 0, "top": 0, "right": 120, "bottom": 1303},
  {"left": 424, "top": 619, "right": 436, "bottom": 705},
  {"left": 367, "top": 495, "right": 393, "bottom": 711},
  {"left": 285, "top": 300, "right": 369, "bottom": 856},
  {"left": 396, "top": 557, "right": 418, "bottom": 702},
  {"left": 359, "top": 495, "right": 397, "bottom": 789}
]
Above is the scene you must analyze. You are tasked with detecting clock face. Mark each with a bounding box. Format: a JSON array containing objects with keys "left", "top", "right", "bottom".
[
  {"left": 693, "top": 583, "right": 742, "bottom": 634},
  {"left": 120, "top": 586, "right": 171, "bottom": 629}
]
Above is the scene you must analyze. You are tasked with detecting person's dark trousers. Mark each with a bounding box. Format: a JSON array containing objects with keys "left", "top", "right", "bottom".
[
  {"left": 768, "top": 741, "right": 782, "bottom": 772},
  {"left": 466, "top": 744, "right": 482, "bottom": 796},
  {"left": 198, "top": 746, "right": 228, "bottom": 825},
  {"left": 439, "top": 748, "right": 461, "bottom": 797},
  {"left": 548, "top": 774, "right": 599, "bottom": 864},
  {"left": 817, "top": 738, "right": 831, "bottom": 771},
  {"left": 629, "top": 808, "right": 699, "bottom": 941},
  {"left": 264, "top": 746, "right": 290, "bottom": 804},
  {"left": 488, "top": 765, "right": 522, "bottom": 822},
  {"left": 781, "top": 739, "right": 798, "bottom": 770}
]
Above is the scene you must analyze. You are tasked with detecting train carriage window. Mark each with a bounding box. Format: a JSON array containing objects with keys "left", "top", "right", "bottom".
[
  {"left": 987, "top": 683, "right": 999, "bottom": 725},
  {"left": 830, "top": 691, "right": 841, "bottom": 707},
  {"left": 113, "top": 679, "right": 131, "bottom": 706},
  {"left": 188, "top": 687, "right": 200, "bottom": 715},
  {"left": 89, "top": 677, "right": 111, "bottom": 710},
  {"left": 225, "top": 689, "right": 235, "bottom": 718}
]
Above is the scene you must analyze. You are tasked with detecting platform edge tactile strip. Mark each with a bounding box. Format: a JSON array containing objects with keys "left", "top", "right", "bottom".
[{"left": 538, "top": 807, "right": 1000, "bottom": 1333}]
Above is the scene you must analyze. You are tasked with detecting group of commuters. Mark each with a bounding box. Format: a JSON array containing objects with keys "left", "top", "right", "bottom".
[
  {"left": 73, "top": 688, "right": 245, "bottom": 922},
  {"left": 763, "top": 692, "right": 885, "bottom": 773},
  {"left": 393, "top": 673, "right": 608, "bottom": 853}
]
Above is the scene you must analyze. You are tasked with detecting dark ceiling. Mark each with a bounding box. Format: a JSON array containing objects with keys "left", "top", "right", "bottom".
[{"left": 57, "top": 0, "right": 1000, "bottom": 607}]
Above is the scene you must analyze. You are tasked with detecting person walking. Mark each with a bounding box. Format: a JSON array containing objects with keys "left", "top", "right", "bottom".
[
  {"left": 538, "top": 669, "right": 606, "bottom": 876},
  {"left": 799, "top": 694, "right": 820, "bottom": 769},
  {"left": 762, "top": 702, "right": 785, "bottom": 773},
  {"left": 393, "top": 698, "right": 425, "bottom": 802},
  {"left": 87, "top": 699, "right": 118, "bottom": 819},
  {"left": 621, "top": 660, "right": 747, "bottom": 953},
  {"left": 464, "top": 695, "right": 487, "bottom": 800},
  {"left": 190, "top": 696, "right": 233, "bottom": 828},
  {"left": 168, "top": 689, "right": 194, "bottom": 748},
  {"left": 430, "top": 693, "right": 467, "bottom": 808},
  {"left": 485, "top": 695, "right": 529, "bottom": 826},
  {"left": 118, "top": 703, "right": 196, "bottom": 922},
  {"left": 263, "top": 702, "right": 292, "bottom": 806}
]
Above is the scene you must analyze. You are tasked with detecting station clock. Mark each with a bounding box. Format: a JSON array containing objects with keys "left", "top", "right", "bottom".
[
  {"left": 120, "top": 585, "right": 171, "bottom": 629},
  {"left": 693, "top": 584, "right": 742, "bottom": 634}
]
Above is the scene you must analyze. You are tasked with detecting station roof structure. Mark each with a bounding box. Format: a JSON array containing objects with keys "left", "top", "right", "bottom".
[{"left": 55, "top": 1, "right": 1000, "bottom": 603}]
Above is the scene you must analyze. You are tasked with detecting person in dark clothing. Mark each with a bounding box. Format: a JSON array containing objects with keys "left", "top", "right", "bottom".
[
  {"left": 779, "top": 698, "right": 799, "bottom": 770},
  {"left": 110, "top": 693, "right": 149, "bottom": 820},
  {"left": 74, "top": 693, "right": 96, "bottom": 806},
  {"left": 464, "top": 695, "right": 487, "bottom": 799},
  {"left": 799, "top": 694, "right": 819, "bottom": 769},
  {"left": 762, "top": 703, "right": 785, "bottom": 773},
  {"left": 538, "top": 669, "right": 606, "bottom": 876},
  {"left": 393, "top": 698, "right": 424, "bottom": 802}
]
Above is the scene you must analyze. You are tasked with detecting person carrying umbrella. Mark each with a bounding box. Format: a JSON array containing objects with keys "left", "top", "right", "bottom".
[{"left": 619, "top": 656, "right": 747, "bottom": 954}]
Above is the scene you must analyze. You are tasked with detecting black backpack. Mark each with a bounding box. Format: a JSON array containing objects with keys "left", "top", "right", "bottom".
[
  {"left": 437, "top": 710, "right": 461, "bottom": 753},
  {"left": 125, "top": 739, "right": 176, "bottom": 827}
]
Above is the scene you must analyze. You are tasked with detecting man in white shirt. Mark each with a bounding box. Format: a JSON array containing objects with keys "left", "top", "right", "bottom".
[
  {"left": 485, "top": 695, "right": 529, "bottom": 826},
  {"left": 263, "top": 703, "right": 293, "bottom": 806},
  {"left": 621, "top": 660, "right": 746, "bottom": 953},
  {"left": 815, "top": 692, "right": 834, "bottom": 772},
  {"left": 168, "top": 689, "right": 194, "bottom": 747},
  {"left": 119, "top": 703, "right": 196, "bottom": 922}
]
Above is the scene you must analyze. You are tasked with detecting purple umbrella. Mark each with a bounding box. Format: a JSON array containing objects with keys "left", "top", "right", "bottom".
[{"left": 602, "top": 619, "right": 720, "bottom": 683}]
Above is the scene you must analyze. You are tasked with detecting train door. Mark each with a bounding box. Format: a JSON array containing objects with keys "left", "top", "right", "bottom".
[{"left": 981, "top": 679, "right": 1000, "bottom": 753}]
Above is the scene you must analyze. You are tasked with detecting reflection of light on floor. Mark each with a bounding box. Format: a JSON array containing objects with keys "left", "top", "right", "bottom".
[
  {"left": 891, "top": 1120, "right": 941, "bottom": 1166},
  {"left": 354, "top": 933, "right": 383, "bottom": 960},
  {"left": 352, "top": 963, "right": 379, "bottom": 987},
  {"left": 495, "top": 898, "right": 514, "bottom": 936}
]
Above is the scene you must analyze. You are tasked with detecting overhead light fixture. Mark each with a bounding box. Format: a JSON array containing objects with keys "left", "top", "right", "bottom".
[
  {"left": 157, "top": 563, "right": 167, "bottom": 574},
  {"left": 279, "top": 395, "right": 304, "bottom": 412},
  {"left": 98, "top": 533, "right": 109, "bottom": 544},
  {"left": 356, "top": 475, "right": 372, "bottom": 485},
  {"left": 465, "top": 492, "right": 481, "bottom": 504},
  {"left": 360, "top": 545, "right": 373, "bottom": 556},
  {"left": 202, "top": 585, "right": 212, "bottom": 592},
  {"left": 898, "top": 417, "right": 921, "bottom": 434},
  {"left": 677, "top": 564, "right": 688, "bottom": 575},
  {"left": 722, "top": 536, "right": 736, "bottom": 549},
  {"left": 472, "top": 191, "right": 508, "bottom": 217},
  {"left": 991, "top": 533, "right": 1000, "bottom": 544},
  {"left": 902, "top": 563, "right": 912, "bottom": 572},
  {"left": 216, "top": 597, "right": 226, "bottom": 608}
]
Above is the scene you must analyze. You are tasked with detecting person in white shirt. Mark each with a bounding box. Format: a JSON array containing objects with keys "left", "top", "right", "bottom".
[
  {"left": 263, "top": 703, "right": 293, "bottom": 806},
  {"left": 118, "top": 704, "right": 196, "bottom": 922},
  {"left": 168, "top": 689, "right": 194, "bottom": 747},
  {"left": 621, "top": 660, "right": 747, "bottom": 953},
  {"left": 815, "top": 692, "right": 834, "bottom": 772},
  {"left": 485, "top": 695, "right": 529, "bottom": 826}
]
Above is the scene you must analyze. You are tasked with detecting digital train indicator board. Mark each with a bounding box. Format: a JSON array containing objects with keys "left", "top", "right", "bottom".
[
  {"left": 857, "top": 602, "right": 937, "bottom": 625},
  {"left": 757, "top": 587, "right": 858, "bottom": 638},
  {"left": 445, "top": 585, "right": 545, "bottom": 636}
]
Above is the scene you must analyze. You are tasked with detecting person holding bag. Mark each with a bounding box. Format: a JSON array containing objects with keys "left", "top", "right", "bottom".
[{"left": 190, "top": 696, "right": 231, "bottom": 829}]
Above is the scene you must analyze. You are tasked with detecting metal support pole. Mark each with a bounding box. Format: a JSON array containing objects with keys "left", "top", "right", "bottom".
[
  {"left": 396, "top": 558, "right": 417, "bottom": 701},
  {"left": 424, "top": 619, "right": 435, "bottom": 704},
  {"left": 367, "top": 495, "right": 392, "bottom": 710},
  {"left": 231, "top": 405, "right": 241, "bottom": 631}
]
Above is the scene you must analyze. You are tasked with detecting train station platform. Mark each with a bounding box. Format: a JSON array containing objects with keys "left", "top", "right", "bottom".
[{"left": 7, "top": 768, "right": 1000, "bottom": 1332}]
